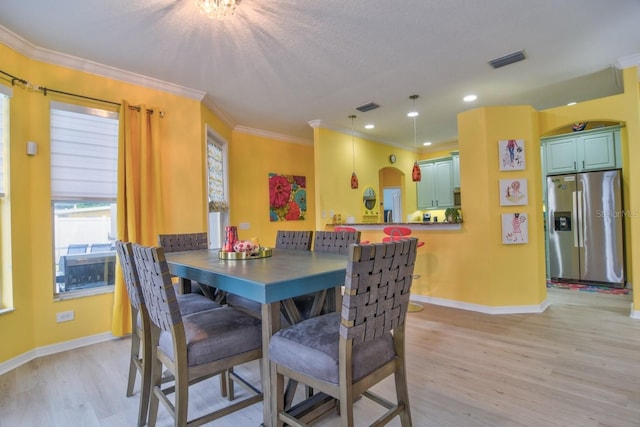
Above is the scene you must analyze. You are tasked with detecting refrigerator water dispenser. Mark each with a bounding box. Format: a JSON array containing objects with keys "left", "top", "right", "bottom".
[{"left": 553, "top": 212, "right": 571, "bottom": 231}]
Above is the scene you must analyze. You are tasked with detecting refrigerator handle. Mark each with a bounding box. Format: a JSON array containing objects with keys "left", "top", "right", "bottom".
[
  {"left": 577, "top": 190, "right": 584, "bottom": 248},
  {"left": 572, "top": 191, "right": 579, "bottom": 247}
]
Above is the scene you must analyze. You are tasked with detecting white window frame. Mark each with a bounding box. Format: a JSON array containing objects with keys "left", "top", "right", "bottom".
[
  {"left": 206, "top": 125, "right": 229, "bottom": 249},
  {"left": 50, "top": 101, "right": 118, "bottom": 298},
  {"left": 0, "top": 84, "right": 13, "bottom": 310}
]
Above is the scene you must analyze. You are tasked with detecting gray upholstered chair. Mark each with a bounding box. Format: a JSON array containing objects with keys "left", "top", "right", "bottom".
[
  {"left": 131, "top": 243, "right": 263, "bottom": 427},
  {"left": 269, "top": 238, "right": 418, "bottom": 427},
  {"left": 115, "top": 241, "right": 224, "bottom": 426},
  {"left": 291, "top": 230, "right": 362, "bottom": 321},
  {"left": 275, "top": 230, "right": 313, "bottom": 251},
  {"left": 158, "top": 232, "right": 224, "bottom": 302}
]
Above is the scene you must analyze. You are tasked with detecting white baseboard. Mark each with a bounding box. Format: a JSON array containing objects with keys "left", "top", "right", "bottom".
[
  {"left": 0, "top": 332, "right": 118, "bottom": 376},
  {"left": 411, "top": 294, "right": 550, "bottom": 315},
  {"left": 630, "top": 302, "right": 640, "bottom": 319}
]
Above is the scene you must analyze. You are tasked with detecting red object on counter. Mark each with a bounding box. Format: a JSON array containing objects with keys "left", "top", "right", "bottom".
[{"left": 223, "top": 226, "right": 238, "bottom": 252}]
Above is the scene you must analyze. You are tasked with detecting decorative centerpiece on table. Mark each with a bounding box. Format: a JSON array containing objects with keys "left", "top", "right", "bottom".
[{"left": 218, "top": 226, "right": 272, "bottom": 260}]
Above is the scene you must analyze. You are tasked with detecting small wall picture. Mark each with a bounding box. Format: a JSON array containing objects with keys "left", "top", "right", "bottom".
[
  {"left": 499, "top": 139, "right": 525, "bottom": 171},
  {"left": 502, "top": 212, "right": 528, "bottom": 244},
  {"left": 499, "top": 178, "right": 528, "bottom": 206}
]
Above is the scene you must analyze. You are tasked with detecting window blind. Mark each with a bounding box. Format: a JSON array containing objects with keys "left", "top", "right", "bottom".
[
  {"left": 50, "top": 102, "right": 118, "bottom": 200},
  {"left": 207, "top": 135, "right": 225, "bottom": 202}
]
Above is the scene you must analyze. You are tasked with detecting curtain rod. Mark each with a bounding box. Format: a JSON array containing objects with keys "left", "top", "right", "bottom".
[{"left": 0, "top": 69, "right": 164, "bottom": 116}]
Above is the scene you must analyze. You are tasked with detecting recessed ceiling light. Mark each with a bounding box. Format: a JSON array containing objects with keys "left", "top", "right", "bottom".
[
  {"left": 407, "top": 111, "right": 419, "bottom": 118},
  {"left": 567, "top": 101, "right": 577, "bottom": 106},
  {"left": 463, "top": 94, "right": 477, "bottom": 102},
  {"left": 423, "top": 141, "right": 432, "bottom": 146},
  {"left": 364, "top": 124, "right": 374, "bottom": 129}
]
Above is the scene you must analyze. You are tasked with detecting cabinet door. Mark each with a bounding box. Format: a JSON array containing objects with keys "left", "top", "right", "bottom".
[
  {"left": 434, "top": 160, "right": 454, "bottom": 207},
  {"left": 545, "top": 138, "right": 577, "bottom": 174},
  {"left": 579, "top": 132, "right": 616, "bottom": 171},
  {"left": 451, "top": 152, "right": 460, "bottom": 188},
  {"left": 416, "top": 163, "right": 435, "bottom": 209}
]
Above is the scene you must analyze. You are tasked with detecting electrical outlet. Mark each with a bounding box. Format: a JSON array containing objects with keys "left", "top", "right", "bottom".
[
  {"left": 56, "top": 310, "right": 74, "bottom": 323},
  {"left": 239, "top": 222, "right": 250, "bottom": 230}
]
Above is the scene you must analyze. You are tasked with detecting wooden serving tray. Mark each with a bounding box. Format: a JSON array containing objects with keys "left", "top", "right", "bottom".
[{"left": 218, "top": 247, "right": 273, "bottom": 260}]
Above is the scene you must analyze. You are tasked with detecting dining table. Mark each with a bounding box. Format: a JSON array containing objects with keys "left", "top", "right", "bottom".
[{"left": 165, "top": 247, "right": 348, "bottom": 427}]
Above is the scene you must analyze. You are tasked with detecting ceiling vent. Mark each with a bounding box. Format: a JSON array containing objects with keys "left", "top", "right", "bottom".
[
  {"left": 355, "top": 102, "right": 380, "bottom": 112},
  {"left": 489, "top": 50, "right": 526, "bottom": 69}
]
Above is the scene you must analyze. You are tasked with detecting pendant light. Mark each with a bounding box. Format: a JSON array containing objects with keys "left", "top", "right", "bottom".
[
  {"left": 349, "top": 114, "right": 359, "bottom": 189},
  {"left": 409, "top": 94, "right": 422, "bottom": 182}
]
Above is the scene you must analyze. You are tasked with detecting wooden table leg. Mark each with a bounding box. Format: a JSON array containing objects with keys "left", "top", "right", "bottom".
[
  {"left": 178, "top": 277, "right": 191, "bottom": 294},
  {"left": 261, "top": 301, "right": 281, "bottom": 427}
]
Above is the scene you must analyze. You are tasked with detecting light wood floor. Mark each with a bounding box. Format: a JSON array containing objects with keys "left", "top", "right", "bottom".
[{"left": 1, "top": 289, "right": 639, "bottom": 427}]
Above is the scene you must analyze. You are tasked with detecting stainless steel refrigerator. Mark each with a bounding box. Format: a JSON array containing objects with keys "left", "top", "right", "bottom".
[{"left": 546, "top": 169, "right": 625, "bottom": 287}]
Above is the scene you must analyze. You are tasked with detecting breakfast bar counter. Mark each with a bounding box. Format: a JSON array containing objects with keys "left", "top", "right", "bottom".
[{"left": 327, "top": 222, "right": 462, "bottom": 231}]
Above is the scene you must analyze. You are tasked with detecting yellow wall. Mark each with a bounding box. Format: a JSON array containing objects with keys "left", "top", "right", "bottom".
[
  {"left": 539, "top": 66, "right": 640, "bottom": 312},
  {"left": 313, "top": 126, "right": 418, "bottom": 228},
  {"left": 228, "top": 130, "right": 315, "bottom": 248},
  {"left": 1, "top": 39, "right": 639, "bottom": 367},
  {"left": 314, "top": 69, "right": 640, "bottom": 310},
  {"left": 0, "top": 42, "right": 317, "bottom": 364}
]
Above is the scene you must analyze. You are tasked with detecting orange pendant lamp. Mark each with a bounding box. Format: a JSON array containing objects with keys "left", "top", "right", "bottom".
[
  {"left": 408, "top": 94, "right": 422, "bottom": 182},
  {"left": 349, "top": 114, "right": 359, "bottom": 189}
]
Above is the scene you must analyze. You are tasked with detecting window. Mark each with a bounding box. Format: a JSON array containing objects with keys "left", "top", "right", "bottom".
[
  {"left": 206, "top": 128, "right": 229, "bottom": 248},
  {"left": 0, "top": 88, "right": 7, "bottom": 198},
  {"left": 50, "top": 102, "right": 118, "bottom": 296},
  {"left": 0, "top": 85, "right": 11, "bottom": 308}
]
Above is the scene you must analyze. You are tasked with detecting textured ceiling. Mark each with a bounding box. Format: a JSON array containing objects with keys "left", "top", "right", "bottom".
[{"left": 1, "top": 0, "right": 639, "bottom": 150}]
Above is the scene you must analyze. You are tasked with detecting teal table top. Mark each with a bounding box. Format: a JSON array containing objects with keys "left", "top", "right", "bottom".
[{"left": 165, "top": 248, "right": 347, "bottom": 304}]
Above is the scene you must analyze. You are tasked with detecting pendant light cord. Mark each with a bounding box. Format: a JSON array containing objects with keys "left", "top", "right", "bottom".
[{"left": 349, "top": 114, "right": 356, "bottom": 172}]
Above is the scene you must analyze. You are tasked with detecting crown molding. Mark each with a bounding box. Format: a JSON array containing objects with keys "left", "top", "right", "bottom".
[
  {"left": 202, "top": 93, "right": 237, "bottom": 130},
  {"left": 234, "top": 125, "right": 312, "bottom": 145},
  {"left": 616, "top": 53, "right": 640, "bottom": 78},
  {"left": 0, "top": 25, "right": 205, "bottom": 101}
]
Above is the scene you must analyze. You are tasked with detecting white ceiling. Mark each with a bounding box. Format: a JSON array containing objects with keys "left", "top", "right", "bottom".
[{"left": 1, "top": 0, "right": 639, "bottom": 150}]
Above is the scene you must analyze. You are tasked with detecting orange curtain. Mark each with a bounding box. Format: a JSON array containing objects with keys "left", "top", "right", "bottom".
[{"left": 111, "top": 101, "right": 164, "bottom": 336}]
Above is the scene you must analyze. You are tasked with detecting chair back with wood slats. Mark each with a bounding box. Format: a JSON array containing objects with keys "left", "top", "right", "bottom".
[
  {"left": 115, "top": 241, "right": 144, "bottom": 310},
  {"left": 158, "top": 232, "right": 220, "bottom": 298},
  {"left": 313, "top": 230, "right": 361, "bottom": 255},
  {"left": 132, "top": 244, "right": 182, "bottom": 332},
  {"left": 157, "top": 232, "right": 208, "bottom": 253},
  {"left": 275, "top": 230, "right": 313, "bottom": 251},
  {"left": 340, "top": 238, "right": 418, "bottom": 344}
]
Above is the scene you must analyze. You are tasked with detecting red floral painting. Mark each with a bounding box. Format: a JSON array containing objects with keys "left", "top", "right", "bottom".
[{"left": 269, "top": 173, "right": 306, "bottom": 221}]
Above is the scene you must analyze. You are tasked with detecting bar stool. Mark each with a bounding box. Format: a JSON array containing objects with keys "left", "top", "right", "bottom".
[
  {"left": 382, "top": 227, "right": 425, "bottom": 312},
  {"left": 334, "top": 226, "right": 369, "bottom": 244}
]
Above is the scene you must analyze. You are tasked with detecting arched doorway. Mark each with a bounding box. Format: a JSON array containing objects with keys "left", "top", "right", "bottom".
[{"left": 379, "top": 167, "right": 404, "bottom": 223}]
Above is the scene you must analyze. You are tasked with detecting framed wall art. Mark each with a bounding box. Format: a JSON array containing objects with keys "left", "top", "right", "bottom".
[
  {"left": 499, "top": 139, "right": 525, "bottom": 171},
  {"left": 499, "top": 178, "right": 528, "bottom": 206},
  {"left": 501, "top": 212, "right": 528, "bottom": 244},
  {"left": 269, "top": 173, "right": 307, "bottom": 221}
]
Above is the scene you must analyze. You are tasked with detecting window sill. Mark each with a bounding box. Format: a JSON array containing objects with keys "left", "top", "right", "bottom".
[
  {"left": 0, "top": 307, "right": 16, "bottom": 316},
  {"left": 54, "top": 285, "right": 115, "bottom": 301}
]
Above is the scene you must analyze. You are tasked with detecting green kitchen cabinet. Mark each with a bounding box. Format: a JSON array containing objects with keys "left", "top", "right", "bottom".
[
  {"left": 543, "top": 127, "right": 620, "bottom": 175},
  {"left": 417, "top": 158, "right": 454, "bottom": 209},
  {"left": 451, "top": 150, "right": 460, "bottom": 189}
]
